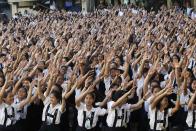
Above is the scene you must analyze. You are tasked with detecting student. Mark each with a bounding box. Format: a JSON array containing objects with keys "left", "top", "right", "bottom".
[
  {"left": 105, "top": 86, "right": 149, "bottom": 131},
  {"left": 149, "top": 86, "right": 180, "bottom": 131},
  {"left": 37, "top": 77, "right": 74, "bottom": 131},
  {"left": 75, "top": 83, "right": 107, "bottom": 131},
  {"left": 186, "top": 86, "right": 196, "bottom": 131},
  {"left": 0, "top": 74, "right": 16, "bottom": 131},
  {"left": 11, "top": 76, "right": 33, "bottom": 131}
]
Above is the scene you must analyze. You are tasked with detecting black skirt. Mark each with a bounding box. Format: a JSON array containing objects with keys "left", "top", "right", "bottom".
[
  {"left": 38, "top": 124, "right": 61, "bottom": 131},
  {"left": 0, "top": 125, "right": 16, "bottom": 131},
  {"left": 76, "top": 126, "right": 96, "bottom": 131},
  {"left": 15, "top": 119, "right": 26, "bottom": 131},
  {"left": 102, "top": 126, "right": 126, "bottom": 131}
]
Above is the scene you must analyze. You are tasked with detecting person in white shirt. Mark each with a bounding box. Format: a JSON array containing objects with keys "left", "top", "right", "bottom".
[
  {"left": 75, "top": 85, "right": 107, "bottom": 131},
  {"left": 105, "top": 86, "right": 149, "bottom": 131},
  {"left": 149, "top": 86, "right": 180, "bottom": 131},
  {"left": 13, "top": 84, "right": 33, "bottom": 131},
  {"left": 186, "top": 80, "right": 196, "bottom": 131},
  {"left": 37, "top": 76, "right": 73, "bottom": 131},
  {"left": 0, "top": 74, "right": 17, "bottom": 131}
]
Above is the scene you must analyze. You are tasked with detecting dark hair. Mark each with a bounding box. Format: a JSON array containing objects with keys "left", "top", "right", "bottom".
[
  {"left": 53, "top": 84, "right": 63, "bottom": 95},
  {"left": 3, "top": 89, "right": 12, "bottom": 99},
  {"left": 151, "top": 86, "right": 161, "bottom": 93},
  {"left": 172, "top": 54, "right": 180, "bottom": 62},
  {"left": 156, "top": 96, "right": 168, "bottom": 110},
  {"left": 23, "top": 77, "right": 33, "bottom": 83},
  {"left": 86, "top": 92, "right": 96, "bottom": 101},
  {"left": 51, "top": 90, "right": 62, "bottom": 103},
  {"left": 19, "top": 87, "right": 28, "bottom": 97},
  {"left": 187, "top": 68, "right": 196, "bottom": 80},
  {"left": 112, "top": 90, "right": 126, "bottom": 102}
]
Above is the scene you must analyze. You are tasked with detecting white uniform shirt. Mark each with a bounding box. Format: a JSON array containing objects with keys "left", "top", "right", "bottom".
[
  {"left": 136, "top": 76, "right": 144, "bottom": 99},
  {"left": 0, "top": 102, "right": 17, "bottom": 126},
  {"left": 42, "top": 97, "right": 64, "bottom": 125},
  {"left": 13, "top": 98, "right": 29, "bottom": 120},
  {"left": 76, "top": 103, "right": 107, "bottom": 129},
  {"left": 188, "top": 58, "right": 196, "bottom": 69},
  {"left": 106, "top": 101, "right": 131, "bottom": 127},
  {"left": 186, "top": 110, "right": 196, "bottom": 128},
  {"left": 104, "top": 76, "right": 112, "bottom": 95},
  {"left": 149, "top": 107, "right": 172, "bottom": 130},
  {"left": 180, "top": 91, "right": 191, "bottom": 111},
  {"left": 144, "top": 95, "right": 154, "bottom": 118}
]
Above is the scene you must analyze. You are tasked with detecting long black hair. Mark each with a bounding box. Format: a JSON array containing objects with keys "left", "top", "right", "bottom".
[{"left": 51, "top": 90, "right": 62, "bottom": 103}]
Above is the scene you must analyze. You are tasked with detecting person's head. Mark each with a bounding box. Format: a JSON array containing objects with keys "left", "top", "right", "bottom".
[
  {"left": 22, "top": 78, "right": 32, "bottom": 89},
  {"left": 172, "top": 54, "right": 180, "bottom": 63},
  {"left": 111, "top": 68, "right": 122, "bottom": 78},
  {"left": 52, "top": 84, "right": 63, "bottom": 95},
  {"left": 21, "top": 52, "right": 29, "bottom": 61},
  {"left": 50, "top": 91, "right": 62, "bottom": 106},
  {"left": 150, "top": 80, "right": 160, "bottom": 88},
  {"left": 3, "top": 90, "right": 14, "bottom": 105},
  {"left": 143, "top": 62, "right": 150, "bottom": 74},
  {"left": 151, "top": 86, "right": 161, "bottom": 95},
  {"left": 159, "top": 96, "right": 169, "bottom": 109},
  {"left": 17, "top": 87, "right": 28, "bottom": 100},
  {"left": 192, "top": 79, "right": 196, "bottom": 91},
  {"left": 38, "top": 61, "right": 45, "bottom": 70},
  {"left": 60, "top": 66, "right": 67, "bottom": 75},
  {"left": 84, "top": 93, "right": 95, "bottom": 107},
  {"left": 156, "top": 43, "right": 163, "bottom": 50},
  {"left": 114, "top": 57, "right": 122, "bottom": 67},
  {"left": 56, "top": 75, "right": 64, "bottom": 85}
]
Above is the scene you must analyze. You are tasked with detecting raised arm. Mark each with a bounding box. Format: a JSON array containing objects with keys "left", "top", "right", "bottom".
[
  {"left": 12, "top": 72, "right": 28, "bottom": 95},
  {"left": 99, "top": 89, "right": 114, "bottom": 108},
  {"left": 137, "top": 53, "right": 148, "bottom": 78},
  {"left": 130, "top": 91, "right": 150, "bottom": 111},
  {"left": 37, "top": 78, "right": 46, "bottom": 102},
  {"left": 151, "top": 87, "right": 172, "bottom": 110},
  {"left": 111, "top": 87, "right": 135, "bottom": 109},
  {"left": 171, "top": 90, "right": 180, "bottom": 115},
  {"left": 143, "top": 68, "right": 156, "bottom": 95},
  {"left": 188, "top": 91, "right": 196, "bottom": 110},
  {"left": 18, "top": 82, "right": 33, "bottom": 109},
  {"left": 0, "top": 73, "right": 11, "bottom": 103},
  {"left": 173, "top": 61, "right": 182, "bottom": 87},
  {"left": 75, "top": 85, "right": 95, "bottom": 107}
]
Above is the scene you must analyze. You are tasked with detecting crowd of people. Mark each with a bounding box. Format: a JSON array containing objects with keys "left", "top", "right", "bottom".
[{"left": 0, "top": 4, "right": 196, "bottom": 131}]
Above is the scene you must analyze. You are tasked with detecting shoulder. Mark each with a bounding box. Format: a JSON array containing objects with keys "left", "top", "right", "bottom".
[
  {"left": 76, "top": 102, "right": 85, "bottom": 110},
  {"left": 43, "top": 96, "right": 50, "bottom": 105},
  {"left": 107, "top": 101, "right": 115, "bottom": 109},
  {"left": 168, "top": 108, "right": 173, "bottom": 116}
]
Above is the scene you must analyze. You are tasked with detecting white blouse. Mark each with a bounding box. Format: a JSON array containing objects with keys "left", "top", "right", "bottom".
[
  {"left": 0, "top": 102, "right": 17, "bottom": 126},
  {"left": 41, "top": 97, "right": 64, "bottom": 125},
  {"left": 149, "top": 107, "right": 172, "bottom": 130},
  {"left": 76, "top": 103, "right": 107, "bottom": 129},
  {"left": 106, "top": 101, "right": 131, "bottom": 127},
  {"left": 186, "top": 110, "right": 196, "bottom": 128}
]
